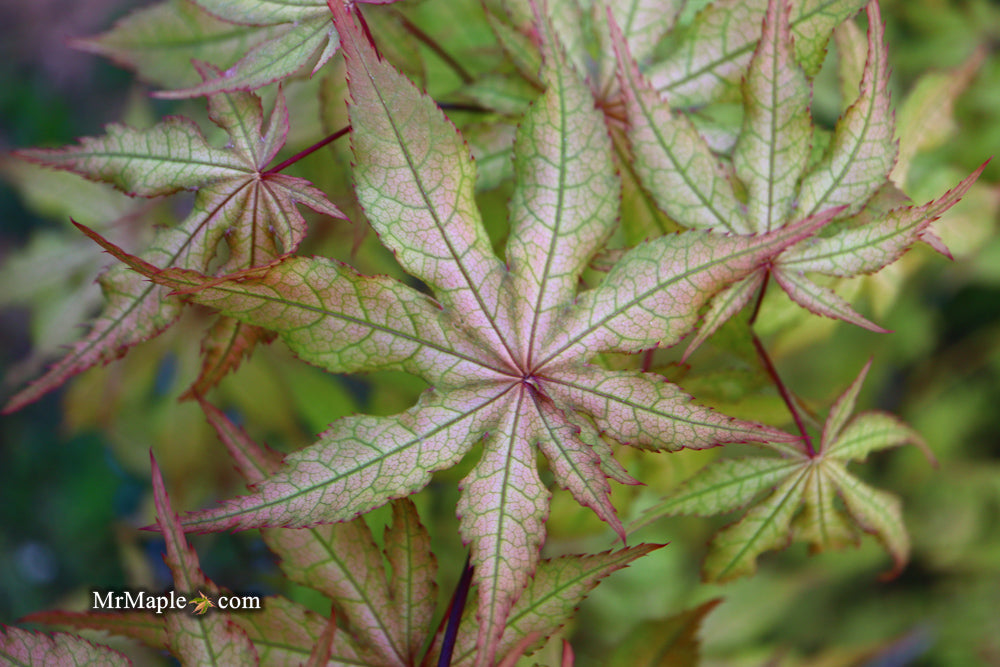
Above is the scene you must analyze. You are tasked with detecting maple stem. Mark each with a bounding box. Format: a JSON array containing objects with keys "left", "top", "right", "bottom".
[
  {"left": 749, "top": 271, "right": 816, "bottom": 456},
  {"left": 437, "top": 554, "right": 474, "bottom": 667},
  {"left": 264, "top": 126, "right": 350, "bottom": 175},
  {"left": 397, "top": 14, "right": 474, "bottom": 84}
]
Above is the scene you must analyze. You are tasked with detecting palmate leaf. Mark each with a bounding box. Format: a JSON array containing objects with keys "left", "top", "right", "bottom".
[
  {"left": 637, "top": 361, "right": 927, "bottom": 582},
  {"left": 78, "top": 3, "right": 824, "bottom": 662},
  {"left": 614, "top": 0, "right": 984, "bottom": 355},
  {"left": 4, "top": 77, "right": 344, "bottom": 412}
]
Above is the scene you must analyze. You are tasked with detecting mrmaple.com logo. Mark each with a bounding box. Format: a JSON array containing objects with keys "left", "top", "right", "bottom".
[{"left": 92, "top": 590, "right": 261, "bottom": 615}]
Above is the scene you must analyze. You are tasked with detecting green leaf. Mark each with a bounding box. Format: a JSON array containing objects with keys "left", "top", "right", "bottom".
[
  {"left": 603, "top": 599, "right": 721, "bottom": 667},
  {"left": 637, "top": 456, "right": 805, "bottom": 523},
  {"left": 705, "top": 465, "right": 810, "bottom": 581},
  {"left": 640, "top": 362, "right": 928, "bottom": 580},
  {"left": 892, "top": 47, "right": 986, "bottom": 188},
  {"left": 732, "top": 0, "right": 812, "bottom": 234}
]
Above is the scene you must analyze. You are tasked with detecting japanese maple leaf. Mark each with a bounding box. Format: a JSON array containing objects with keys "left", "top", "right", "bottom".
[
  {"left": 0, "top": 627, "right": 131, "bottom": 667},
  {"left": 156, "top": 0, "right": 402, "bottom": 97},
  {"left": 612, "top": 0, "right": 985, "bottom": 356},
  {"left": 4, "top": 72, "right": 344, "bottom": 412},
  {"left": 637, "top": 360, "right": 930, "bottom": 582},
  {"left": 77, "top": 4, "right": 827, "bottom": 663}
]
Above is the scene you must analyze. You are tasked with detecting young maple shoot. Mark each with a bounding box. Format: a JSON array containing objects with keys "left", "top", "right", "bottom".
[{"left": 1, "top": 0, "right": 989, "bottom": 664}]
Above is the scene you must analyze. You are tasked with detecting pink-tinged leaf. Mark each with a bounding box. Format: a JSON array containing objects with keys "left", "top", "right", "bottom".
[
  {"left": 150, "top": 454, "right": 260, "bottom": 666},
  {"left": 645, "top": 0, "right": 866, "bottom": 107},
  {"left": 733, "top": 0, "right": 812, "bottom": 234},
  {"left": 682, "top": 270, "right": 765, "bottom": 361},
  {"left": 919, "top": 228, "right": 952, "bottom": 260},
  {"left": 182, "top": 384, "right": 509, "bottom": 532},
  {"left": 159, "top": 16, "right": 338, "bottom": 98},
  {"left": 6, "top": 83, "right": 343, "bottom": 412},
  {"left": 562, "top": 410, "right": 640, "bottom": 486},
  {"left": 532, "top": 397, "right": 623, "bottom": 540},
  {"left": 610, "top": 9, "right": 749, "bottom": 234},
  {"left": 200, "top": 400, "right": 408, "bottom": 665},
  {"left": 450, "top": 545, "right": 662, "bottom": 666},
  {"left": 304, "top": 611, "right": 338, "bottom": 667},
  {"left": 72, "top": 1, "right": 279, "bottom": 88},
  {"left": 821, "top": 358, "right": 872, "bottom": 446},
  {"left": 16, "top": 120, "right": 247, "bottom": 197},
  {"left": 2, "top": 263, "right": 181, "bottom": 414},
  {"left": 0, "top": 627, "right": 131, "bottom": 667},
  {"left": 333, "top": 1, "right": 514, "bottom": 364},
  {"left": 704, "top": 465, "right": 809, "bottom": 581},
  {"left": 76, "top": 230, "right": 504, "bottom": 386},
  {"left": 198, "top": 398, "right": 283, "bottom": 482},
  {"left": 636, "top": 456, "right": 804, "bottom": 526},
  {"left": 547, "top": 366, "right": 797, "bottom": 453},
  {"left": 600, "top": 0, "right": 684, "bottom": 79},
  {"left": 457, "top": 389, "right": 550, "bottom": 667},
  {"left": 233, "top": 597, "right": 365, "bottom": 667},
  {"left": 505, "top": 7, "right": 619, "bottom": 367},
  {"left": 266, "top": 517, "right": 403, "bottom": 665},
  {"left": 198, "top": 62, "right": 288, "bottom": 164},
  {"left": 798, "top": 1, "right": 896, "bottom": 219},
  {"left": 183, "top": 317, "right": 277, "bottom": 400},
  {"left": 824, "top": 462, "right": 908, "bottom": 579},
  {"left": 384, "top": 499, "right": 438, "bottom": 663},
  {"left": 540, "top": 210, "right": 837, "bottom": 364},
  {"left": 771, "top": 267, "right": 889, "bottom": 332},
  {"left": 18, "top": 610, "right": 167, "bottom": 650},
  {"left": 779, "top": 164, "right": 987, "bottom": 276},
  {"left": 541, "top": 0, "right": 590, "bottom": 80}
]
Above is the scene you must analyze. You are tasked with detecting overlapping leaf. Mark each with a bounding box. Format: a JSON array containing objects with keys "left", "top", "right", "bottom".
[
  {"left": 613, "top": 0, "right": 984, "bottom": 356},
  {"left": 158, "top": 0, "right": 409, "bottom": 97},
  {"left": 73, "top": 0, "right": 282, "bottom": 88},
  {"left": 72, "top": 3, "right": 821, "bottom": 662},
  {"left": 637, "top": 361, "right": 928, "bottom": 581},
  {"left": 5, "top": 77, "right": 344, "bottom": 412},
  {"left": 644, "top": 0, "right": 867, "bottom": 108}
]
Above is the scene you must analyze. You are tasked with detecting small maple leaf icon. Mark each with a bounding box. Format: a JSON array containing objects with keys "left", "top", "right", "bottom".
[{"left": 188, "top": 591, "right": 215, "bottom": 615}]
